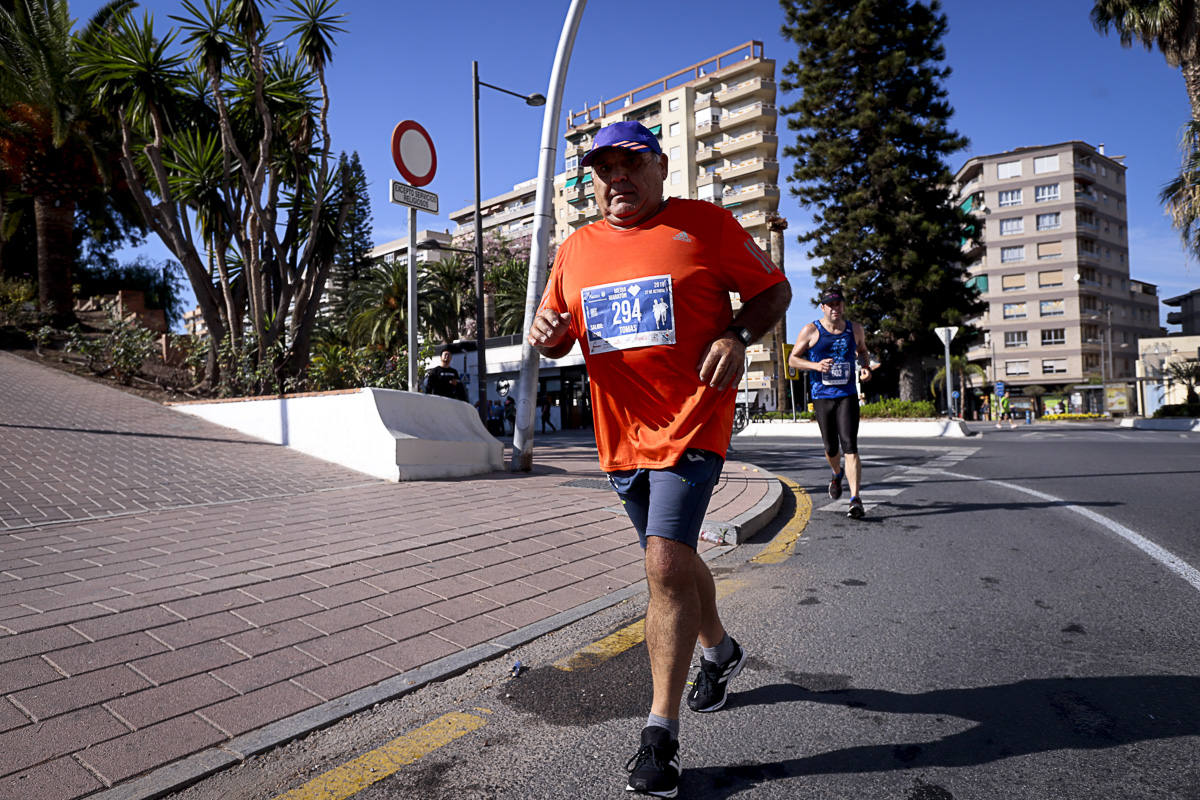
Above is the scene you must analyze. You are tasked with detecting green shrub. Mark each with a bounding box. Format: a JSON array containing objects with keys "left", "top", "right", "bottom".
[
  {"left": 1153, "top": 403, "right": 1200, "bottom": 418},
  {"left": 0, "top": 277, "right": 36, "bottom": 322},
  {"left": 860, "top": 398, "right": 937, "bottom": 418}
]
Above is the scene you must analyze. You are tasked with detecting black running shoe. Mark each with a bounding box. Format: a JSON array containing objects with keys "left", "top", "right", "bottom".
[
  {"left": 827, "top": 470, "right": 844, "bottom": 500},
  {"left": 847, "top": 496, "right": 865, "bottom": 519},
  {"left": 625, "top": 726, "right": 680, "bottom": 797},
  {"left": 687, "top": 637, "right": 747, "bottom": 713}
]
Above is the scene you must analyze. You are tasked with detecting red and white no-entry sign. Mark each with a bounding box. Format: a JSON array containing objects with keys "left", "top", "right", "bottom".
[{"left": 391, "top": 120, "right": 437, "bottom": 187}]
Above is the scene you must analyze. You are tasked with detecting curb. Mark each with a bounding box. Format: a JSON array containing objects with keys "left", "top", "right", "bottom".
[{"left": 86, "top": 460, "right": 786, "bottom": 800}]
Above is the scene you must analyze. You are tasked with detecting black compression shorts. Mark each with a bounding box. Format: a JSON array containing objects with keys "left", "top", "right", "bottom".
[{"left": 812, "top": 396, "right": 860, "bottom": 457}]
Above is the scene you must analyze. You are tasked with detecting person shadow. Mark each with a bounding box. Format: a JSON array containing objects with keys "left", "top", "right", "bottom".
[{"left": 685, "top": 674, "right": 1200, "bottom": 796}]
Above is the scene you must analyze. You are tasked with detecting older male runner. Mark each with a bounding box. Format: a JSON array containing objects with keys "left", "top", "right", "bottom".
[{"left": 527, "top": 120, "right": 791, "bottom": 797}]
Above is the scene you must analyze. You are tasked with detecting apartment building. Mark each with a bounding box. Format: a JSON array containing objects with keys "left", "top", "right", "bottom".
[
  {"left": 954, "top": 141, "right": 1161, "bottom": 402},
  {"left": 552, "top": 41, "right": 787, "bottom": 410}
]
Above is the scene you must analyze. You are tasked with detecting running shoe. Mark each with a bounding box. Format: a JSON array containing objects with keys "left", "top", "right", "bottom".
[
  {"left": 687, "top": 636, "right": 747, "bottom": 713},
  {"left": 625, "top": 726, "right": 681, "bottom": 797},
  {"left": 847, "top": 496, "right": 865, "bottom": 519},
  {"left": 827, "top": 469, "right": 844, "bottom": 500}
]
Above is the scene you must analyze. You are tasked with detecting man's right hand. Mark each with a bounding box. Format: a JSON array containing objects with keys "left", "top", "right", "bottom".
[{"left": 527, "top": 310, "right": 572, "bottom": 351}]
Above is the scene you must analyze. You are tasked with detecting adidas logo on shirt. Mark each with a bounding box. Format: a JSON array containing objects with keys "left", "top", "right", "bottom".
[{"left": 673, "top": 231, "right": 692, "bottom": 243}]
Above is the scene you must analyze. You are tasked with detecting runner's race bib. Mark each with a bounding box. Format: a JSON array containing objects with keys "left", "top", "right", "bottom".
[
  {"left": 826, "top": 361, "right": 852, "bottom": 386},
  {"left": 581, "top": 275, "right": 676, "bottom": 354}
]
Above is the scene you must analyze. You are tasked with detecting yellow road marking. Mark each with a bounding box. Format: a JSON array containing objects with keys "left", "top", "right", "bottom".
[
  {"left": 750, "top": 476, "right": 810, "bottom": 565},
  {"left": 554, "top": 618, "right": 646, "bottom": 671},
  {"left": 272, "top": 712, "right": 486, "bottom": 800}
]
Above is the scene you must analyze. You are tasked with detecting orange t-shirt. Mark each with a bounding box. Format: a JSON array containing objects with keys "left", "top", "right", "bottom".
[{"left": 539, "top": 199, "right": 786, "bottom": 471}]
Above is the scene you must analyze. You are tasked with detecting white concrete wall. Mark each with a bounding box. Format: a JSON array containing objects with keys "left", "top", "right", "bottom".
[{"left": 171, "top": 388, "right": 502, "bottom": 481}]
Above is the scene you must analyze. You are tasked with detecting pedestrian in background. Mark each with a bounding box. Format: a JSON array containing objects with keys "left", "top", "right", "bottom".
[{"left": 788, "top": 287, "right": 875, "bottom": 520}]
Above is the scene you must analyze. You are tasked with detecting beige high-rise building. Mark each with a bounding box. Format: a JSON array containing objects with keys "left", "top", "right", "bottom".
[
  {"left": 552, "top": 40, "right": 787, "bottom": 410},
  {"left": 954, "top": 141, "right": 1160, "bottom": 409}
]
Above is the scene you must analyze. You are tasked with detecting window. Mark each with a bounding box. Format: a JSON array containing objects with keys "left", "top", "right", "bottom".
[
  {"left": 1042, "top": 328, "right": 1066, "bottom": 345},
  {"left": 1001, "top": 246, "right": 1025, "bottom": 263},
  {"left": 1001, "top": 273, "right": 1026, "bottom": 292},
  {"left": 1034, "top": 154, "right": 1060, "bottom": 174},
  {"left": 1036, "top": 212, "right": 1060, "bottom": 230},
  {"left": 1005, "top": 360, "right": 1030, "bottom": 375},
  {"left": 564, "top": 155, "right": 579, "bottom": 170},
  {"left": 1000, "top": 217, "right": 1024, "bottom": 236},
  {"left": 670, "top": 170, "right": 681, "bottom": 185},
  {"left": 1004, "top": 331, "right": 1028, "bottom": 348},
  {"left": 1039, "top": 299, "right": 1065, "bottom": 316},
  {"left": 1003, "top": 302, "right": 1027, "bottom": 319},
  {"left": 669, "top": 122, "right": 681, "bottom": 137},
  {"left": 997, "top": 160, "right": 1022, "bottom": 179},
  {"left": 1035, "top": 183, "right": 1060, "bottom": 202},
  {"left": 669, "top": 146, "right": 681, "bottom": 160},
  {"left": 1079, "top": 238, "right": 1098, "bottom": 255},
  {"left": 668, "top": 97, "right": 680, "bottom": 112},
  {"left": 1038, "top": 269, "right": 1064, "bottom": 287},
  {"left": 1042, "top": 358, "right": 1067, "bottom": 374},
  {"left": 998, "top": 189, "right": 1022, "bottom": 207},
  {"left": 1037, "top": 241, "right": 1063, "bottom": 260}
]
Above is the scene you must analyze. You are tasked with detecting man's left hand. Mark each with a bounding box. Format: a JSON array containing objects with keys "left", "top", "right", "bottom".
[{"left": 698, "top": 335, "right": 745, "bottom": 390}]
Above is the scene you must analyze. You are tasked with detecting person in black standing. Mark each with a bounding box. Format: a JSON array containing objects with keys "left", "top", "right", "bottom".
[{"left": 423, "top": 348, "right": 467, "bottom": 401}]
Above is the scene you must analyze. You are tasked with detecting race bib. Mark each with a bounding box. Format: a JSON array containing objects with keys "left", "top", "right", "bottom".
[
  {"left": 825, "top": 361, "right": 852, "bottom": 386},
  {"left": 581, "top": 275, "right": 676, "bottom": 354}
]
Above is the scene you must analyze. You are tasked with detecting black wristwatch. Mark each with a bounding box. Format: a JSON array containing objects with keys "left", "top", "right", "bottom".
[{"left": 725, "top": 325, "right": 753, "bottom": 346}]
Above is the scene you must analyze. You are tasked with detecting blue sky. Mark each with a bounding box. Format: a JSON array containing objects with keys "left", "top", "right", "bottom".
[{"left": 74, "top": 0, "right": 1195, "bottom": 337}]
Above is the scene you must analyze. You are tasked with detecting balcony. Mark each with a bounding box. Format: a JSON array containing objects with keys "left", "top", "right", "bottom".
[
  {"left": 716, "top": 76, "right": 776, "bottom": 104},
  {"left": 718, "top": 102, "right": 777, "bottom": 132},
  {"left": 696, "top": 171, "right": 721, "bottom": 188},
  {"left": 718, "top": 157, "right": 778, "bottom": 182},
  {"left": 563, "top": 185, "right": 583, "bottom": 203},
  {"left": 695, "top": 92, "right": 713, "bottom": 111},
  {"left": 716, "top": 131, "right": 778, "bottom": 156},
  {"left": 696, "top": 143, "right": 721, "bottom": 163},
  {"left": 722, "top": 182, "right": 780, "bottom": 203},
  {"left": 736, "top": 209, "right": 768, "bottom": 229}
]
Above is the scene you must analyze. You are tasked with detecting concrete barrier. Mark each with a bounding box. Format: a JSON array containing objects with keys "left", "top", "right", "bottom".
[
  {"left": 1119, "top": 417, "right": 1200, "bottom": 432},
  {"left": 170, "top": 388, "right": 503, "bottom": 481},
  {"left": 737, "top": 418, "right": 972, "bottom": 438}
]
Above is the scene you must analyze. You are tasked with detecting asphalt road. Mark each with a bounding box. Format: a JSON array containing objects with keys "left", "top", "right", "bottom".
[{"left": 168, "top": 423, "right": 1200, "bottom": 800}]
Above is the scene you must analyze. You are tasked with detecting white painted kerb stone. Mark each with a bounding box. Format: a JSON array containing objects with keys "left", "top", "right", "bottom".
[{"left": 171, "top": 388, "right": 502, "bottom": 481}]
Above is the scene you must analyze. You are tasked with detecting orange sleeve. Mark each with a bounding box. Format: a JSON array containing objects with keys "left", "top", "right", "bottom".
[{"left": 718, "top": 212, "right": 785, "bottom": 299}]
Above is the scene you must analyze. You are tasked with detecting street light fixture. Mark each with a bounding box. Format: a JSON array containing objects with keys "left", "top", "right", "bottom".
[{"left": 469, "top": 62, "right": 545, "bottom": 420}]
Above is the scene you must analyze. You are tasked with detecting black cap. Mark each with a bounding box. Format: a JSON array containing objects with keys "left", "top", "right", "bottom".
[{"left": 819, "top": 288, "right": 844, "bottom": 305}]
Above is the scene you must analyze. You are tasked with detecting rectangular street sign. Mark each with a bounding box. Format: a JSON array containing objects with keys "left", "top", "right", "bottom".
[{"left": 390, "top": 180, "right": 438, "bottom": 213}]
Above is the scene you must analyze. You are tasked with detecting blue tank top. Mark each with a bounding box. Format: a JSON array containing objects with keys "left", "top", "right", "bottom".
[{"left": 809, "top": 319, "right": 857, "bottom": 400}]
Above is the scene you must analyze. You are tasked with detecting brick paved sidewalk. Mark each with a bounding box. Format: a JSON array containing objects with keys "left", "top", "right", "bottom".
[{"left": 0, "top": 351, "right": 781, "bottom": 800}]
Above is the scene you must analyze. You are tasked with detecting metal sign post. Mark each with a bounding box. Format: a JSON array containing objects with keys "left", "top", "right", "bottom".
[
  {"left": 934, "top": 325, "right": 958, "bottom": 419},
  {"left": 389, "top": 121, "right": 438, "bottom": 392}
]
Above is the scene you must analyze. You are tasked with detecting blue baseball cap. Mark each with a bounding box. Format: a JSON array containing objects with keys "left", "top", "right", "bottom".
[{"left": 581, "top": 120, "right": 663, "bottom": 167}]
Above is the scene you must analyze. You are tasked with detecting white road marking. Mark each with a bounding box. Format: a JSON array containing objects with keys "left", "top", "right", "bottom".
[{"left": 937, "top": 469, "right": 1200, "bottom": 594}]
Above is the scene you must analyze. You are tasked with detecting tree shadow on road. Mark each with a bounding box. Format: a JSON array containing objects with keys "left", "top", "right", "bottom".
[{"left": 686, "top": 674, "right": 1200, "bottom": 796}]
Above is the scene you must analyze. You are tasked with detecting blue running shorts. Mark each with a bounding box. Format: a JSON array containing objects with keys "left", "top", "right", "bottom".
[{"left": 607, "top": 449, "right": 725, "bottom": 550}]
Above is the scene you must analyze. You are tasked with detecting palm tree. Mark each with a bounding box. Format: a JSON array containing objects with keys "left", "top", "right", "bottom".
[
  {"left": 0, "top": 0, "right": 135, "bottom": 324},
  {"left": 1093, "top": 2, "right": 1200, "bottom": 254},
  {"left": 1166, "top": 359, "right": 1200, "bottom": 404},
  {"left": 345, "top": 259, "right": 411, "bottom": 350},
  {"left": 487, "top": 257, "right": 531, "bottom": 336},
  {"left": 930, "top": 355, "right": 987, "bottom": 416},
  {"left": 1092, "top": 1, "right": 1200, "bottom": 118},
  {"left": 420, "top": 253, "right": 473, "bottom": 345}
]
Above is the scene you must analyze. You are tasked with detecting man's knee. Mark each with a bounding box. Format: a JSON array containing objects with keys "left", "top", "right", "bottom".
[{"left": 644, "top": 537, "right": 700, "bottom": 591}]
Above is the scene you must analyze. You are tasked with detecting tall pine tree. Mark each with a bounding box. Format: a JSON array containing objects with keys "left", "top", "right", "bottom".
[
  {"left": 780, "top": 0, "right": 984, "bottom": 400},
  {"left": 328, "top": 151, "right": 374, "bottom": 320}
]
